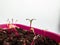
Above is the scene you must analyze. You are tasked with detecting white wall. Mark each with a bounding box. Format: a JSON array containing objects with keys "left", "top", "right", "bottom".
[{"left": 0, "top": 0, "right": 59, "bottom": 34}]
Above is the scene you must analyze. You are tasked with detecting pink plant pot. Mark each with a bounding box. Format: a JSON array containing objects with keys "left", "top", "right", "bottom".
[{"left": 0, "top": 24, "right": 60, "bottom": 43}]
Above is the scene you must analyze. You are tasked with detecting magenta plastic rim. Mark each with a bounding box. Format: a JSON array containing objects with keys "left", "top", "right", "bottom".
[{"left": 0, "top": 24, "right": 60, "bottom": 43}]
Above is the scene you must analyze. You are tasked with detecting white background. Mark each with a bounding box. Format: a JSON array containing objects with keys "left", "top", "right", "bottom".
[{"left": 0, "top": 0, "right": 60, "bottom": 34}]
